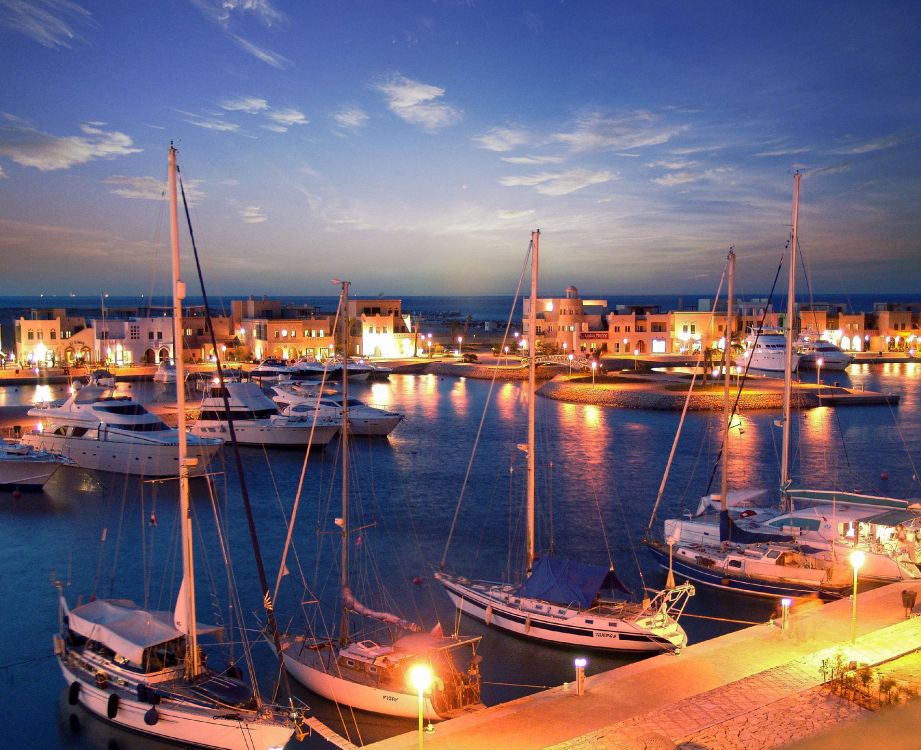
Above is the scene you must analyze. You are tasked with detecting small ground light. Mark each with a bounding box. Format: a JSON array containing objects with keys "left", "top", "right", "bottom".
[
  {"left": 574, "top": 658, "right": 587, "bottom": 696},
  {"left": 780, "top": 597, "right": 792, "bottom": 630},
  {"left": 408, "top": 664, "right": 432, "bottom": 750}
]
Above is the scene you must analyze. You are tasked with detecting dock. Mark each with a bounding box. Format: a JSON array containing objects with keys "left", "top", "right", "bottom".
[{"left": 363, "top": 581, "right": 921, "bottom": 750}]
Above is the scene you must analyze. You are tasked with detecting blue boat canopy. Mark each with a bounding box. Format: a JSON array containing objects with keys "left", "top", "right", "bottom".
[{"left": 518, "top": 556, "right": 628, "bottom": 608}]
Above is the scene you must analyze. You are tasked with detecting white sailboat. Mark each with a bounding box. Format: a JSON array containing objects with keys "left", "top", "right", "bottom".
[
  {"left": 52, "top": 145, "right": 299, "bottom": 750},
  {"left": 437, "top": 230, "right": 694, "bottom": 653},
  {"left": 646, "top": 176, "right": 889, "bottom": 599},
  {"left": 277, "top": 280, "right": 484, "bottom": 720}
]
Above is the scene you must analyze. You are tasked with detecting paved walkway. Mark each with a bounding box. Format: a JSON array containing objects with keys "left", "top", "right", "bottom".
[{"left": 363, "top": 582, "right": 921, "bottom": 750}]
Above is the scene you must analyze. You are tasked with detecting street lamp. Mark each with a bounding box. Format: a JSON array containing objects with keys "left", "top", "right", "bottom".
[
  {"left": 780, "top": 597, "right": 792, "bottom": 631},
  {"left": 591, "top": 360, "right": 597, "bottom": 386},
  {"left": 634, "top": 348, "right": 639, "bottom": 371},
  {"left": 457, "top": 336, "right": 463, "bottom": 355},
  {"left": 573, "top": 657, "right": 587, "bottom": 696},
  {"left": 817, "top": 356, "right": 824, "bottom": 396},
  {"left": 850, "top": 550, "right": 865, "bottom": 643},
  {"left": 408, "top": 663, "right": 432, "bottom": 750},
  {"left": 568, "top": 352, "right": 574, "bottom": 375}
]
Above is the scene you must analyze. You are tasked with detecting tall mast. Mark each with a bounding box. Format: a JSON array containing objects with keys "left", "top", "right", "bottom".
[
  {"left": 720, "top": 248, "right": 735, "bottom": 512},
  {"left": 338, "top": 280, "right": 350, "bottom": 645},
  {"left": 526, "top": 230, "right": 539, "bottom": 573},
  {"left": 780, "top": 172, "right": 800, "bottom": 502},
  {"left": 169, "top": 144, "right": 199, "bottom": 677}
]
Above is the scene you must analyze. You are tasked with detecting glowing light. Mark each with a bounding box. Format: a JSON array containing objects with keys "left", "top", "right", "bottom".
[
  {"left": 408, "top": 663, "right": 432, "bottom": 693},
  {"left": 574, "top": 657, "right": 587, "bottom": 668},
  {"left": 850, "top": 550, "right": 865, "bottom": 570}
]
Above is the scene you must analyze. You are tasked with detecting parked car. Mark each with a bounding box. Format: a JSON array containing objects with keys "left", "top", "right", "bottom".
[{"left": 461, "top": 353, "right": 478, "bottom": 363}]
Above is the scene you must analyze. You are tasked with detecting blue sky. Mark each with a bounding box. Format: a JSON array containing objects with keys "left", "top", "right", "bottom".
[{"left": 0, "top": 1, "right": 919, "bottom": 299}]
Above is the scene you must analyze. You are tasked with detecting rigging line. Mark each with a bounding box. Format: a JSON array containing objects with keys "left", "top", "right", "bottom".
[
  {"left": 885, "top": 396, "right": 921, "bottom": 488},
  {"left": 273, "top": 297, "right": 344, "bottom": 605},
  {"left": 106, "top": 473, "right": 132, "bottom": 598},
  {"left": 646, "top": 259, "right": 728, "bottom": 533},
  {"left": 176, "top": 159, "right": 295, "bottom": 712},
  {"left": 440, "top": 238, "right": 533, "bottom": 570},
  {"left": 705, "top": 242, "right": 786, "bottom": 495}
]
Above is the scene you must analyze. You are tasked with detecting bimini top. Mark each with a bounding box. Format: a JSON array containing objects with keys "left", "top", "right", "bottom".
[
  {"left": 67, "top": 598, "right": 222, "bottom": 667},
  {"left": 518, "top": 556, "right": 628, "bottom": 609}
]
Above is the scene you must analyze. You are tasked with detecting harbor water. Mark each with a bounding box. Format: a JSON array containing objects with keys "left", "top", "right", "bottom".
[{"left": 1, "top": 362, "right": 920, "bottom": 748}]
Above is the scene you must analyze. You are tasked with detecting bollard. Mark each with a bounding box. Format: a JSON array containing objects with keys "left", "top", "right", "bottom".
[
  {"left": 781, "top": 598, "right": 792, "bottom": 631},
  {"left": 574, "top": 658, "right": 587, "bottom": 696}
]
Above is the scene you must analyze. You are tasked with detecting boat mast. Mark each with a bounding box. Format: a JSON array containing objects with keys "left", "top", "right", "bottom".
[
  {"left": 169, "top": 144, "right": 200, "bottom": 677},
  {"left": 338, "top": 280, "right": 351, "bottom": 646},
  {"left": 720, "top": 248, "right": 735, "bottom": 511},
  {"left": 526, "top": 230, "right": 539, "bottom": 573},
  {"left": 780, "top": 172, "right": 800, "bottom": 504}
]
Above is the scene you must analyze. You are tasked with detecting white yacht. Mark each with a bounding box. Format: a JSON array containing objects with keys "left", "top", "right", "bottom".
[
  {"left": 22, "top": 384, "right": 222, "bottom": 477},
  {"left": 247, "top": 358, "right": 294, "bottom": 383},
  {"left": 190, "top": 381, "right": 339, "bottom": 447},
  {"left": 0, "top": 440, "right": 72, "bottom": 490},
  {"left": 152, "top": 359, "right": 177, "bottom": 383},
  {"left": 797, "top": 337, "right": 852, "bottom": 370},
  {"left": 272, "top": 386, "right": 403, "bottom": 438},
  {"left": 734, "top": 327, "right": 800, "bottom": 373}
]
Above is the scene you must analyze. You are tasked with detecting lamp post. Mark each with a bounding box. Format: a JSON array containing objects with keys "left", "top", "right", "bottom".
[
  {"left": 573, "top": 657, "right": 587, "bottom": 696},
  {"left": 408, "top": 663, "right": 432, "bottom": 750},
  {"left": 591, "top": 360, "right": 597, "bottom": 386},
  {"left": 780, "top": 597, "right": 792, "bottom": 631},
  {"left": 817, "top": 356, "right": 824, "bottom": 396},
  {"left": 634, "top": 348, "right": 639, "bottom": 371},
  {"left": 850, "top": 550, "right": 865, "bottom": 644},
  {"left": 457, "top": 336, "right": 463, "bottom": 355},
  {"left": 568, "top": 352, "right": 574, "bottom": 375},
  {"left": 504, "top": 345, "right": 509, "bottom": 363}
]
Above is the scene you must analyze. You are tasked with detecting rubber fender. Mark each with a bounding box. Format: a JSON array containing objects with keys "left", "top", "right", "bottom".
[
  {"left": 106, "top": 693, "right": 119, "bottom": 719},
  {"left": 144, "top": 707, "right": 159, "bottom": 726},
  {"left": 68, "top": 681, "right": 81, "bottom": 705}
]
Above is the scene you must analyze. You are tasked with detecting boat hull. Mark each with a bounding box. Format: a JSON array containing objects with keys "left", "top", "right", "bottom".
[
  {"left": 57, "top": 659, "right": 292, "bottom": 750},
  {"left": 437, "top": 573, "right": 684, "bottom": 653},
  {"left": 0, "top": 460, "right": 62, "bottom": 489},
  {"left": 280, "top": 649, "right": 443, "bottom": 720},
  {"left": 647, "top": 542, "right": 848, "bottom": 600},
  {"left": 191, "top": 421, "right": 339, "bottom": 446},
  {"left": 21, "top": 434, "right": 220, "bottom": 477}
]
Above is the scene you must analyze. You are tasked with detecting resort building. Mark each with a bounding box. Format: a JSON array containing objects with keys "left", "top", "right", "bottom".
[
  {"left": 348, "top": 298, "right": 416, "bottom": 358},
  {"left": 522, "top": 286, "right": 608, "bottom": 355}
]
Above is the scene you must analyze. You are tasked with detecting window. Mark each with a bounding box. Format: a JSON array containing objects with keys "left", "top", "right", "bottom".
[
  {"left": 157, "top": 331, "right": 163, "bottom": 340},
  {"left": 691, "top": 324, "right": 697, "bottom": 333},
  {"left": 184, "top": 328, "right": 192, "bottom": 336},
  {"left": 50, "top": 330, "right": 57, "bottom": 340},
  {"left": 149, "top": 331, "right": 154, "bottom": 340},
  {"left": 37, "top": 330, "right": 43, "bottom": 340},
  {"left": 682, "top": 324, "right": 688, "bottom": 333},
  {"left": 274, "top": 331, "right": 280, "bottom": 339},
  {"left": 130, "top": 325, "right": 140, "bottom": 340},
  {"left": 625, "top": 325, "right": 631, "bottom": 333}
]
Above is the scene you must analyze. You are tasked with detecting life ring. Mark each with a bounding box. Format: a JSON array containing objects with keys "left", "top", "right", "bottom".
[
  {"left": 144, "top": 707, "right": 159, "bottom": 726},
  {"left": 107, "top": 693, "right": 120, "bottom": 719},
  {"left": 68, "top": 681, "right": 81, "bottom": 705}
]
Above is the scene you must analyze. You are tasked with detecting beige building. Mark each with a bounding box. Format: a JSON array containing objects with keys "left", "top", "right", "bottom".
[
  {"left": 522, "top": 286, "right": 608, "bottom": 354},
  {"left": 349, "top": 298, "right": 416, "bottom": 358}
]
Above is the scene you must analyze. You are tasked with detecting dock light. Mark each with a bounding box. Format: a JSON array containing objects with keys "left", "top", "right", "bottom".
[
  {"left": 634, "top": 348, "right": 639, "bottom": 370},
  {"left": 817, "top": 357, "right": 824, "bottom": 395},
  {"left": 591, "top": 360, "right": 597, "bottom": 386},
  {"left": 568, "top": 352, "right": 574, "bottom": 374},
  {"left": 408, "top": 664, "right": 433, "bottom": 750},
  {"left": 850, "top": 551, "right": 865, "bottom": 643},
  {"left": 574, "top": 658, "right": 587, "bottom": 696},
  {"left": 780, "top": 598, "right": 792, "bottom": 630}
]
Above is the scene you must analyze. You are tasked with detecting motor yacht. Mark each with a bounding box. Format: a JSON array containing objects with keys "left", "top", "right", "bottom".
[
  {"left": 734, "top": 327, "right": 799, "bottom": 373},
  {"left": 22, "top": 384, "right": 222, "bottom": 477},
  {"left": 190, "top": 382, "right": 339, "bottom": 447},
  {"left": 797, "top": 337, "right": 852, "bottom": 370},
  {"left": 280, "top": 395, "right": 403, "bottom": 437},
  {"left": 247, "top": 358, "right": 294, "bottom": 383}
]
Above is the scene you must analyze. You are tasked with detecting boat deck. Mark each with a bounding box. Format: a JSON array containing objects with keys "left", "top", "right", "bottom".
[{"left": 363, "top": 580, "right": 921, "bottom": 750}]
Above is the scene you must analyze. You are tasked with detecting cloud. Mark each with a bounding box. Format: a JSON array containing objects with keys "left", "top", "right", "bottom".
[
  {"left": 264, "top": 107, "right": 307, "bottom": 131},
  {"left": 0, "top": 122, "right": 140, "bottom": 170},
  {"left": 499, "top": 168, "right": 614, "bottom": 196},
  {"left": 754, "top": 145, "right": 811, "bottom": 157},
  {"left": 240, "top": 205, "right": 267, "bottom": 224},
  {"left": 553, "top": 111, "right": 685, "bottom": 153},
  {"left": 832, "top": 134, "right": 904, "bottom": 155},
  {"left": 228, "top": 33, "right": 290, "bottom": 69},
  {"left": 190, "top": 0, "right": 286, "bottom": 28},
  {"left": 501, "top": 155, "right": 564, "bottom": 165},
  {"left": 184, "top": 114, "right": 240, "bottom": 132},
  {"left": 497, "top": 209, "right": 535, "bottom": 220},
  {"left": 220, "top": 95, "right": 269, "bottom": 114},
  {"left": 332, "top": 106, "right": 369, "bottom": 132},
  {"left": 0, "top": 0, "right": 94, "bottom": 48},
  {"left": 809, "top": 163, "right": 851, "bottom": 178},
  {"left": 472, "top": 127, "right": 530, "bottom": 152},
  {"left": 104, "top": 175, "right": 166, "bottom": 200},
  {"left": 648, "top": 159, "right": 695, "bottom": 170},
  {"left": 652, "top": 171, "right": 699, "bottom": 186},
  {"left": 375, "top": 74, "right": 461, "bottom": 132}
]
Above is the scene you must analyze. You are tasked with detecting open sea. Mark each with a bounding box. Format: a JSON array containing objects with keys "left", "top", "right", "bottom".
[{"left": 2, "top": 362, "right": 921, "bottom": 748}]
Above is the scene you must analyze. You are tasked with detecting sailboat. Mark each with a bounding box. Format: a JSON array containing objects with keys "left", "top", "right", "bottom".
[
  {"left": 436, "top": 230, "right": 694, "bottom": 653},
  {"left": 52, "top": 146, "right": 299, "bottom": 750},
  {"left": 646, "top": 177, "right": 877, "bottom": 599},
  {"left": 276, "top": 280, "right": 484, "bottom": 720}
]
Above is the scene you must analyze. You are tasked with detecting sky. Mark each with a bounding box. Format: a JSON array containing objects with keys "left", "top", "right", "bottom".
[{"left": 0, "top": 0, "right": 919, "bottom": 300}]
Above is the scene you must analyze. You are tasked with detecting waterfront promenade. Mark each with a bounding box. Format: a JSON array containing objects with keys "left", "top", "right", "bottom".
[{"left": 365, "top": 581, "right": 921, "bottom": 750}]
